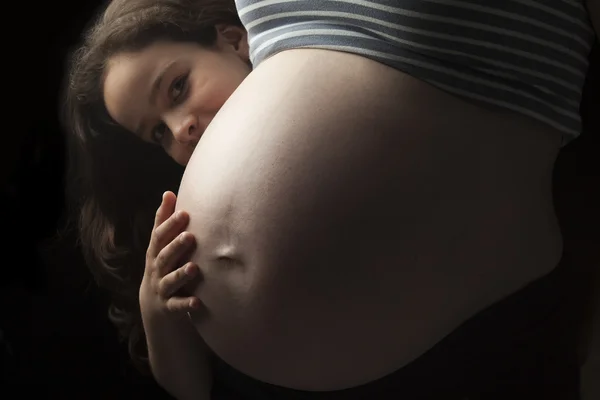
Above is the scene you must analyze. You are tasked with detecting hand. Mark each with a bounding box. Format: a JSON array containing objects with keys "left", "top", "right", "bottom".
[{"left": 140, "top": 191, "right": 201, "bottom": 316}]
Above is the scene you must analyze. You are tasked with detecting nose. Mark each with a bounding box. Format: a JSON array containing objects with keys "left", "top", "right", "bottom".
[{"left": 169, "top": 112, "right": 201, "bottom": 144}]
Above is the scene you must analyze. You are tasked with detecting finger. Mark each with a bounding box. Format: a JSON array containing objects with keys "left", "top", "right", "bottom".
[
  {"left": 150, "top": 210, "right": 190, "bottom": 258},
  {"left": 158, "top": 262, "right": 199, "bottom": 298},
  {"left": 155, "top": 232, "right": 196, "bottom": 276},
  {"left": 153, "top": 191, "right": 177, "bottom": 229},
  {"left": 165, "top": 295, "right": 202, "bottom": 313}
]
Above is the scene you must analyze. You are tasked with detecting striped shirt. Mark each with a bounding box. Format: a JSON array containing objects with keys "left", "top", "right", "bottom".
[{"left": 235, "top": 0, "right": 596, "bottom": 142}]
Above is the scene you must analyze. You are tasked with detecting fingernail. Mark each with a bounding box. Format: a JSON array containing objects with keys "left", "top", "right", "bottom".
[
  {"left": 185, "top": 264, "right": 197, "bottom": 275},
  {"left": 180, "top": 232, "right": 191, "bottom": 244}
]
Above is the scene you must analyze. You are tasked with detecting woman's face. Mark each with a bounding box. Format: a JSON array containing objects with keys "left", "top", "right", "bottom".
[{"left": 103, "top": 26, "right": 251, "bottom": 165}]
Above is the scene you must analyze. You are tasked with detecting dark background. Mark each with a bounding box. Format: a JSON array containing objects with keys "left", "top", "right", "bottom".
[
  {"left": 1, "top": 1, "right": 598, "bottom": 399},
  {"left": 0, "top": 1, "right": 170, "bottom": 398}
]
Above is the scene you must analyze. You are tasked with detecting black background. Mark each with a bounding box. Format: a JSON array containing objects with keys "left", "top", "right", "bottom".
[
  {"left": 1, "top": 1, "right": 598, "bottom": 399},
  {"left": 1, "top": 1, "right": 170, "bottom": 398}
]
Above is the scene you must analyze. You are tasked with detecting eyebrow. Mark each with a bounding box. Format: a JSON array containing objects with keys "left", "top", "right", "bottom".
[{"left": 135, "top": 60, "right": 176, "bottom": 138}]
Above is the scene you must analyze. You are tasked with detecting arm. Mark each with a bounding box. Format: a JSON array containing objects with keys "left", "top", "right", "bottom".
[
  {"left": 141, "top": 309, "right": 213, "bottom": 400},
  {"left": 140, "top": 192, "right": 212, "bottom": 400}
]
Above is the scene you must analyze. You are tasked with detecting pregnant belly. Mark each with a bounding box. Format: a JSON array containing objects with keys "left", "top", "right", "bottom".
[{"left": 177, "top": 49, "right": 563, "bottom": 390}]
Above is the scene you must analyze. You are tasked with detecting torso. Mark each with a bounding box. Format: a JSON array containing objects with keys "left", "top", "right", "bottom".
[{"left": 181, "top": 48, "right": 565, "bottom": 390}]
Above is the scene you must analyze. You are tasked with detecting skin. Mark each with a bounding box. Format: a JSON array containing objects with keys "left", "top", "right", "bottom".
[
  {"left": 174, "top": 48, "right": 564, "bottom": 389},
  {"left": 103, "top": 25, "right": 251, "bottom": 166},
  {"left": 103, "top": 25, "right": 251, "bottom": 399},
  {"left": 104, "top": 37, "right": 564, "bottom": 390},
  {"left": 101, "top": 8, "right": 599, "bottom": 391},
  {"left": 140, "top": 192, "right": 212, "bottom": 400}
]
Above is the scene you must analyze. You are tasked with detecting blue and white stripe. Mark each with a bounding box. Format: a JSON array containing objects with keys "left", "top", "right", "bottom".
[{"left": 236, "top": 0, "right": 596, "bottom": 140}]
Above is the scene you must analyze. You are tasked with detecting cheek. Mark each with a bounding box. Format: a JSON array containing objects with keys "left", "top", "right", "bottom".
[
  {"left": 204, "top": 81, "right": 242, "bottom": 112},
  {"left": 189, "top": 79, "right": 230, "bottom": 113},
  {"left": 215, "top": 65, "right": 249, "bottom": 103},
  {"left": 166, "top": 144, "right": 191, "bottom": 166},
  {"left": 188, "top": 67, "right": 248, "bottom": 119}
]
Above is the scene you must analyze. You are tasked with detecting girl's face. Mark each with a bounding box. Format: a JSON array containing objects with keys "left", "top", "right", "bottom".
[{"left": 103, "top": 26, "right": 251, "bottom": 165}]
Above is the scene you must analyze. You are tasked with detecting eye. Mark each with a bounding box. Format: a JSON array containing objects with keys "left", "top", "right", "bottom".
[
  {"left": 151, "top": 123, "right": 168, "bottom": 144},
  {"left": 149, "top": 74, "right": 188, "bottom": 145},
  {"left": 170, "top": 74, "right": 188, "bottom": 102}
]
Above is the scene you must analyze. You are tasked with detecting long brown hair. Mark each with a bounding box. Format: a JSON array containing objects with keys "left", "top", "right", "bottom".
[{"left": 61, "top": 0, "right": 241, "bottom": 372}]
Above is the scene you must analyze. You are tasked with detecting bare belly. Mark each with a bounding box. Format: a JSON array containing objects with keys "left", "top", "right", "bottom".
[{"left": 176, "top": 49, "right": 564, "bottom": 390}]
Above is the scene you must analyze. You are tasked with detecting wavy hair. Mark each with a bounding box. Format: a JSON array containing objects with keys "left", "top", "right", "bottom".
[{"left": 61, "top": 0, "right": 241, "bottom": 372}]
